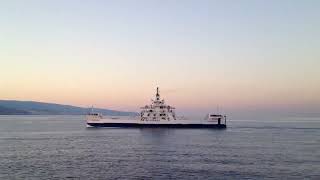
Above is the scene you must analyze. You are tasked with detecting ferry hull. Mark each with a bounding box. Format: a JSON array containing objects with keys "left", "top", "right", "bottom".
[{"left": 87, "top": 122, "right": 226, "bottom": 129}]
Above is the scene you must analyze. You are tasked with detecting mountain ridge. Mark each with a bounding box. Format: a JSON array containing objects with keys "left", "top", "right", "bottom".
[{"left": 0, "top": 100, "right": 137, "bottom": 116}]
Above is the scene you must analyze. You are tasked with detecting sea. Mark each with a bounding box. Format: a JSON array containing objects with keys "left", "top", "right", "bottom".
[{"left": 0, "top": 115, "right": 319, "bottom": 180}]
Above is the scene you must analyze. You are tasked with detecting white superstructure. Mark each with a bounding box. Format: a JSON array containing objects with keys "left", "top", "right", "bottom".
[{"left": 140, "top": 87, "right": 176, "bottom": 122}]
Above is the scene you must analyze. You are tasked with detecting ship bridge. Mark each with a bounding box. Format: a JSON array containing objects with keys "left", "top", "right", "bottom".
[{"left": 140, "top": 87, "right": 176, "bottom": 121}]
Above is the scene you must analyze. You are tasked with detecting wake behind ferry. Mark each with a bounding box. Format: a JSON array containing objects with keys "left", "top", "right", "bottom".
[{"left": 86, "top": 87, "right": 227, "bottom": 128}]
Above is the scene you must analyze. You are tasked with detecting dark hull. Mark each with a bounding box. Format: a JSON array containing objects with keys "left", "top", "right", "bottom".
[{"left": 87, "top": 123, "right": 226, "bottom": 129}]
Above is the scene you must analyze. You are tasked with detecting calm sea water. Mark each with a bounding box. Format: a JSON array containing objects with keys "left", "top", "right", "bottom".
[{"left": 0, "top": 115, "right": 319, "bottom": 180}]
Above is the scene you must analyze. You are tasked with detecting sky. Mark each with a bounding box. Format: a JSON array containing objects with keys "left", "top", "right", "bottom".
[{"left": 0, "top": 0, "right": 320, "bottom": 119}]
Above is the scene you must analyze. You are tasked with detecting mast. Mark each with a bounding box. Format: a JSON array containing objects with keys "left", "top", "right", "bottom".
[{"left": 156, "top": 87, "right": 160, "bottom": 100}]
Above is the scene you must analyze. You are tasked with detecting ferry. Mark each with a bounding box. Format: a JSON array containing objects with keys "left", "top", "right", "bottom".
[{"left": 86, "top": 87, "right": 227, "bottom": 128}]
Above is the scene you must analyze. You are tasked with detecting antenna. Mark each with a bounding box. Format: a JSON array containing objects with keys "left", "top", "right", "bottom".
[{"left": 156, "top": 87, "right": 160, "bottom": 100}]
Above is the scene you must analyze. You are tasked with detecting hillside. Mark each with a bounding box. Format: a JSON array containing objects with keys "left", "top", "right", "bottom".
[{"left": 0, "top": 100, "right": 137, "bottom": 116}]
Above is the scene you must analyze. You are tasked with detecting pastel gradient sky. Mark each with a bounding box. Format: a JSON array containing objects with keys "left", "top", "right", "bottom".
[{"left": 1, "top": 0, "right": 320, "bottom": 118}]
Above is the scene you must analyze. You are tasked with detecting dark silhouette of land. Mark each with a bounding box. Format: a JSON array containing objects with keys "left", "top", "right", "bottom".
[{"left": 0, "top": 100, "right": 137, "bottom": 116}]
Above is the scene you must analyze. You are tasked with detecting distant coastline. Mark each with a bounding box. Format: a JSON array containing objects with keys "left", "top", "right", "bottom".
[{"left": 0, "top": 100, "right": 137, "bottom": 116}]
